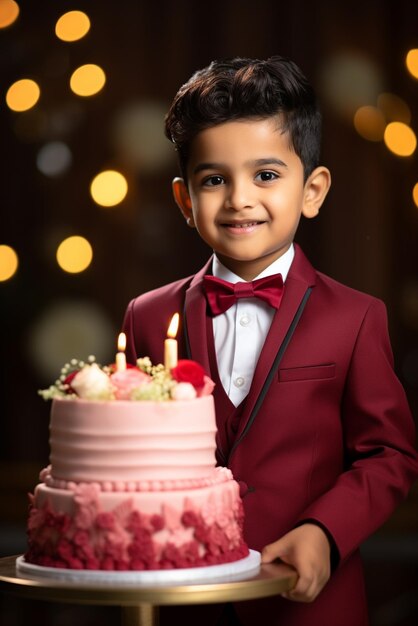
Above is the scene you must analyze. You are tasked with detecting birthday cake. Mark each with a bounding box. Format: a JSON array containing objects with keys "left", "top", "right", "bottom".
[{"left": 23, "top": 350, "right": 250, "bottom": 573}]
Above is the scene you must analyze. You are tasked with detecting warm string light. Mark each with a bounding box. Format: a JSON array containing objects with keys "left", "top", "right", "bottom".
[
  {"left": 406, "top": 49, "right": 418, "bottom": 80},
  {"left": 56, "top": 236, "right": 93, "bottom": 274},
  {"left": 70, "top": 64, "right": 106, "bottom": 97},
  {"left": 90, "top": 170, "right": 128, "bottom": 207},
  {"left": 2, "top": 8, "right": 133, "bottom": 277},
  {"left": 0, "top": 0, "right": 19, "bottom": 29},
  {"left": 0, "top": 245, "right": 19, "bottom": 281},
  {"left": 351, "top": 52, "right": 418, "bottom": 207},
  {"left": 6, "top": 78, "right": 40, "bottom": 112},
  {"left": 55, "top": 10, "right": 90, "bottom": 42}
]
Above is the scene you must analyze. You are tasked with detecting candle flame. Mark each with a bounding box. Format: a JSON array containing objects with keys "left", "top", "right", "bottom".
[
  {"left": 167, "top": 313, "right": 179, "bottom": 338},
  {"left": 117, "top": 332, "right": 126, "bottom": 352}
]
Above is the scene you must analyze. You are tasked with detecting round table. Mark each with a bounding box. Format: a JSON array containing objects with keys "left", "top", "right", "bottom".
[{"left": 0, "top": 555, "right": 297, "bottom": 626}]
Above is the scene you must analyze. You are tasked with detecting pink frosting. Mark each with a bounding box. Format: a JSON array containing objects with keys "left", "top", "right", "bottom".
[
  {"left": 49, "top": 396, "right": 217, "bottom": 483},
  {"left": 25, "top": 480, "right": 248, "bottom": 570},
  {"left": 41, "top": 465, "right": 233, "bottom": 493}
]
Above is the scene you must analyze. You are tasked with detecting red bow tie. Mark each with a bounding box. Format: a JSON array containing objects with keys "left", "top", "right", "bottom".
[{"left": 203, "top": 274, "right": 284, "bottom": 316}]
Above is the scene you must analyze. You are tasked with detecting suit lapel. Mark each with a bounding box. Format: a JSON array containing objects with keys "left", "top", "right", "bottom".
[
  {"left": 183, "top": 257, "right": 213, "bottom": 375},
  {"left": 233, "top": 245, "right": 317, "bottom": 444}
]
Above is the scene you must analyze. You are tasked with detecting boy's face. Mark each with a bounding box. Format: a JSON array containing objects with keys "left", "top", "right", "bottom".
[{"left": 173, "top": 117, "right": 330, "bottom": 280}]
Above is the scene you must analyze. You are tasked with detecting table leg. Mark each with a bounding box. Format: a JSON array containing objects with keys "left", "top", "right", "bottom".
[{"left": 121, "top": 604, "right": 159, "bottom": 626}]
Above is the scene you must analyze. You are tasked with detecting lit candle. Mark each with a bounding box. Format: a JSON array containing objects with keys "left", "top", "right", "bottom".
[
  {"left": 115, "top": 332, "right": 127, "bottom": 371},
  {"left": 164, "top": 313, "right": 179, "bottom": 370}
]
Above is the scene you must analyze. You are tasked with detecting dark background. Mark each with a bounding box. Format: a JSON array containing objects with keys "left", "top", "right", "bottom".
[{"left": 1, "top": 1, "right": 417, "bottom": 624}]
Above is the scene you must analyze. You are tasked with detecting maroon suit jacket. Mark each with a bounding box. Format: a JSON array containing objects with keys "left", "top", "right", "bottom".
[{"left": 122, "top": 245, "right": 418, "bottom": 626}]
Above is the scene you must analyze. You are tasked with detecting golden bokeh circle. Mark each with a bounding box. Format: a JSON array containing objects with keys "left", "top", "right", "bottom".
[
  {"left": 406, "top": 49, "right": 418, "bottom": 79},
  {"left": 412, "top": 182, "right": 418, "bottom": 208},
  {"left": 0, "top": 0, "right": 19, "bottom": 28},
  {"left": 70, "top": 64, "right": 106, "bottom": 97},
  {"left": 354, "top": 106, "right": 385, "bottom": 142},
  {"left": 90, "top": 170, "right": 128, "bottom": 207},
  {"left": 383, "top": 122, "right": 417, "bottom": 157},
  {"left": 55, "top": 10, "right": 90, "bottom": 42},
  {"left": 56, "top": 236, "right": 93, "bottom": 273},
  {"left": 6, "top": 79, "right": 41, "bottom": 112},
  {"left": 0, "top": 244, "right": 19, "bottom": 281}
]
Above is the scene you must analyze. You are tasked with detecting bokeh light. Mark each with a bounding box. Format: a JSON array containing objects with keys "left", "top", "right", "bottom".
[
  {"left": 319, "top": 53, "right": 383, "bottom": 119},
  {"left": 0, "top": 0, "right": 19, "bottom": 28},
  {"left": 90, "top": 170, "right": 128, "bottom": 207},
  {"left": 413, "top": 182, "right": 418, "bottom": 208},
  {"left": 405, "top": 49, "right": 418, "bottom": 80},
  {"left": 55, "top": 10, "right": 90, "bottom": 42},
  {"left": 383, "top": 122, "right": 417, "bottom": 157},
  {"left": 6, "top": 78, "right": 40, "bottom": 112},
  {"left": 0, "top": 244, "right": 18, "bottom": 281},
  {"left": 377, "top": 93, "right": 411, "bottom": 124},
  {"left": 112, "top": 101, "right": 174, "bottom": 172},
  {"left": 36, "top": 141, "right": 72, "bottom": 177},
  {"left": 353, "top": 106, "right": 385, "bottom": 142},
  {"left": 28, "top": 300, "right": 115, "bottom": 380},
  {"left": 70, "top": 64, "right": 106, "bottom": 97},
  {"left": 56, "top": 236, "right": 93, "bottom": 273}
]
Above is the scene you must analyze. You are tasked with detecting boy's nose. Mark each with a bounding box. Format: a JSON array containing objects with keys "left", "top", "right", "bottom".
[{"left": 225, "top": 181, "right": 256, "bottom": 211}]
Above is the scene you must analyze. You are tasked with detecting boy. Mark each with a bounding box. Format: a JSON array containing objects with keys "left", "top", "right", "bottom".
[{"left": 122, "top": 56, "right": 418, "bottom": 626}]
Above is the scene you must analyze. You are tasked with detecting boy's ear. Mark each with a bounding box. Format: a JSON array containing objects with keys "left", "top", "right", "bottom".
[
  {"left": 172, "top": 177, "right": 195, "bottom": 226},
  {"left": 302, "top": 166, "right": 331, "bottom": 219}
]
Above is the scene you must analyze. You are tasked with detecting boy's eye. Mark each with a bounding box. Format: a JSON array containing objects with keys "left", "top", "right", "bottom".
[
  {"left": 255, "top": 170, "right": 278, "bottom": 182},
  {"left": 203, "top": 175, "right": 224, "bottom": 187}
]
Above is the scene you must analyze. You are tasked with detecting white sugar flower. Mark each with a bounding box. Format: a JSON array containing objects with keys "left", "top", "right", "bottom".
[
  {"left": 170, "top": 382, "right": 197, "bottom": 401},
  {"left": 71, "top": 363, "right": 114, "bottom": 400}
]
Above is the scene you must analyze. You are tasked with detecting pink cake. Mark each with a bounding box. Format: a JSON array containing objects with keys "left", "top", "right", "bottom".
[{"left": 24, "top": 357, "right": 249, "bottom": 571}]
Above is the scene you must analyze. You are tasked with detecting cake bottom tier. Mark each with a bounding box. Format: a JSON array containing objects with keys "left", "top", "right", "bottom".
[{"left": 25, "top": 476, "right": 249, "bottom": 571}]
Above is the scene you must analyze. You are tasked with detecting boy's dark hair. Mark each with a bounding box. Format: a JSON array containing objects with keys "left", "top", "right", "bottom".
[{"left": 164, "top": 55, "right": 322, "bottom": 182}]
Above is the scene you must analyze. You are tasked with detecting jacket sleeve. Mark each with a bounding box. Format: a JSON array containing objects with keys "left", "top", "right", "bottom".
[
  {"left": 121, "top": 298, "right": 140, "bottom": 365},
  {"left": 297, "top": 298, "right": 418, "bottom": 564}
]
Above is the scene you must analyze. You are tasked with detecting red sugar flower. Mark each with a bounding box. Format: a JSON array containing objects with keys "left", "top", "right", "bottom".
[
  {"left": 73, "top": 529, "right": 90, "bottom": 546},
  {"left": 194, "top": 522, "right": 210, "bottom": 544},
  {"left": 57, "top": 538, "right": 74, "bottom": 560},
  {"left": 126, "top": 510, "right": 143, "bottom": 534},
  {"left": 181, "top": 510, "right": 200, "bottom": 528},
  {"left": 162, "top": 543, "right": 181, "bottom": 566},
  {"left": 66, "top": 556, "right": 84, "bottom": 569},
  {"left": 170, "top": 360, "right": 206, "bottom": 389},
  {"left": 63, "top": 370, "right": 79, "bottom": 394},
  {"left": 101, "top": 557, "right": 115, "bottom": 570},
  {"left": 180, "top": 540, "right": 200, "bottom": 564},
  {"left": 150, "top": 514, "right": 165, "bottom": 531},
  {"left": 95, "top": 511, "right": 115, "bottom": 530}
]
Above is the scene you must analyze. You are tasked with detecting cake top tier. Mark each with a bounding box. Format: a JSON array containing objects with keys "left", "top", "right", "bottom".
[{"left": 39, "top": 356, "right": 215, "bottom": 403}]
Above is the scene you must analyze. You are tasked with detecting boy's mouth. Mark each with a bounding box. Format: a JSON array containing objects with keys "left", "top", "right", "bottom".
[
  {"left": 220, "top": 220, "right": 266, "bottom": 232},
  {"left": 224, "top": 221, "right": 259, "bottom": 228}
]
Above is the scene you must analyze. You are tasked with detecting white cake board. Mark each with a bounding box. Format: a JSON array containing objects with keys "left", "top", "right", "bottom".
[{"left": 16, "top": 551, "right": 261, "bottom": 586}]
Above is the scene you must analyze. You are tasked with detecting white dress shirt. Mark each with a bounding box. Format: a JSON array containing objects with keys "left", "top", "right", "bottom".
[{"left": 212, "top": 244, "right": 295, "bottom": 406}]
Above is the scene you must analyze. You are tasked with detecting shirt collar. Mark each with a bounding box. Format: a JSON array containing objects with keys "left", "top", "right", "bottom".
[{"left": 212, "top": 243, "right": 295, "bottom": 284}]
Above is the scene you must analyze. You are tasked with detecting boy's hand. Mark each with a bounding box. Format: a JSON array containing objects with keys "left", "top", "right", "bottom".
[{"left": 261, "top": 523, "right": 331, "bottom": 603}]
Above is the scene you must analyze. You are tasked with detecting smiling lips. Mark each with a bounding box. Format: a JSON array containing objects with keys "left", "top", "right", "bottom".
[{"left": 221, "top": 220, "right": 265, "bottom": 233}]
